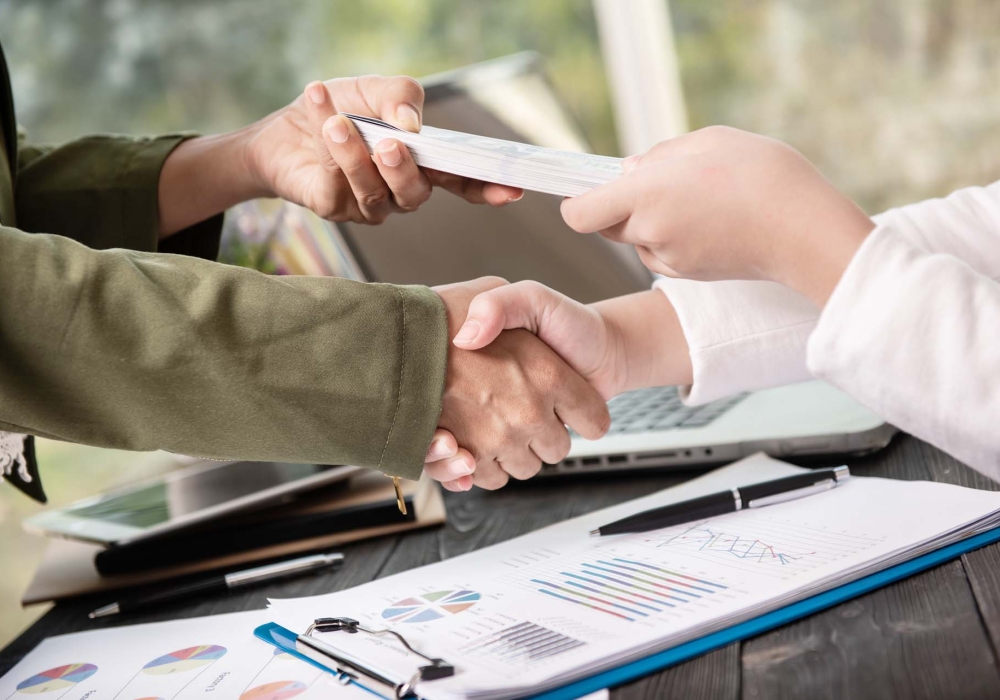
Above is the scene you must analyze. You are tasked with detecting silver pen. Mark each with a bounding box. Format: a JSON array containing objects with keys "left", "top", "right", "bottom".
[{"left": 88, "top": 552, "right": 344, "bottom": 619}]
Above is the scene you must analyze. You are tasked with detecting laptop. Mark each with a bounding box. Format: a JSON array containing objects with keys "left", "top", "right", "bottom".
[{"left": 314, "top": 52, "right": 897, "bottom": 474}]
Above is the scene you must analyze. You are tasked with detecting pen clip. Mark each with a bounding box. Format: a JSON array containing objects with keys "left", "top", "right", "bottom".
[{"left": 746, "top": 479, "right": 837, "bottom": 508}]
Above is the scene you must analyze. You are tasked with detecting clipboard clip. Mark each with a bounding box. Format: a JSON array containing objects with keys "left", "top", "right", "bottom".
[{"left": 296, "top": 617, "right": 455, "bottom": 699}]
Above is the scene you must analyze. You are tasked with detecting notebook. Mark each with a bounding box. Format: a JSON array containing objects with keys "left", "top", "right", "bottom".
[
  {"left": 264, "top": 454, "right": 1000, "bottom": 700},
  {"left": 93, "top": 472, "right": 433, "bottom": 575},
  {"left": 21, "top": 476, "right": 445, "bottom": 605}
]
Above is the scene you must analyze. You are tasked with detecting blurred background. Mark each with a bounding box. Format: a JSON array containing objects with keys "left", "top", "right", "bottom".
[{"left": 1, "top": 0, "right": 999, "bottom": 646}]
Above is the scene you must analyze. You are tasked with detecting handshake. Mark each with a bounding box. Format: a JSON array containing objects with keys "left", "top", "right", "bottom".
[{"left": 421, "top": 276, "right": 687, "bottom": 492}]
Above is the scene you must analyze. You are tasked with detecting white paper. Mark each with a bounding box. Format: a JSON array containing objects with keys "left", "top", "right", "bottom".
[
  {"left": 268, "top": 455, "right": 1000, "bottom": 700},
  {"left": 345, "top": 114, "right": 622, "bottom": 197},
  {"left": 0, "top": 610, "right": 371, "bottom": 700}
]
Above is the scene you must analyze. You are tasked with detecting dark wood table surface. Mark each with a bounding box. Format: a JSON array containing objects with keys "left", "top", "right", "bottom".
[{"left": 4, "top": 435, "right": 1000, "bottom": 699}]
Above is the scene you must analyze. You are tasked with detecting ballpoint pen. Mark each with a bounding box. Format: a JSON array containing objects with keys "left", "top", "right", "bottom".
[
  {"left": 591, "top": 466, "right": 851, "bottom": 536},
  {"left": 88, "top": 551, "right": 344, "bottom": 619}
]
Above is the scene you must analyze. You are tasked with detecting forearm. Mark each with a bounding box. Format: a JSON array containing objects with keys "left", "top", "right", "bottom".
[
  {"left": 0, "top": 224, "right": 448, "bottom": 478},
  {"left": 157, "top": 127, "right": 270, "bottom": 237},
  {"left": 592, "top": 290, "right": 693, "bottom": 393}
]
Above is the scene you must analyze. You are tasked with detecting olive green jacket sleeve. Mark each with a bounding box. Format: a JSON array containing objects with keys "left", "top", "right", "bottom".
[{"left": 3, "top": 134, "right": 448, "bottom": 480}]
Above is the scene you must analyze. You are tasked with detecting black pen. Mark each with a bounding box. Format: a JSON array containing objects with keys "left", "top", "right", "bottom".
[
  {"left": 591, "top": 466, "right": 850, "bottom": 536},
  {"left": 88, "top": 552, "right": 344, "bottom": 619}
]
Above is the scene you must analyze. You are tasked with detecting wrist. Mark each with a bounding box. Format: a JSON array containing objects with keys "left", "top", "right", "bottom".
[
  {"left": 158, "top": 130, "right": 271, "bottom": 237},
  {"left": 237, "top": 110, "right": 285, "bottom": 201},
  {"left": 592, "top": 290, "right": 693, "bottom": 396},
  {"left": 593, "top": 309, "right": 632, "bottom": 399},
  {"left": 772, "top": 194, "right": 875, "bottom": 308}
]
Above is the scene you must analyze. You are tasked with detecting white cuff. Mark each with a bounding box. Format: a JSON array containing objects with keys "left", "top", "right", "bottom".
[{"left": 654, "top": 277, "right": 819, "bottom": 405}]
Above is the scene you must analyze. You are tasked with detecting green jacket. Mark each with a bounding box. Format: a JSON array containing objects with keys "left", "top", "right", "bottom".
[{"left": 0, "top": 42, "right": 448, "bottom": 499}]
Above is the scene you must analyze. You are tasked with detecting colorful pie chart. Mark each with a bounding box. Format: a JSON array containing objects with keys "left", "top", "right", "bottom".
[
  {"left": 16, "top": 664, "right": 97, "bottom": 694},
  {"left": 382, "top": 589, "right": 481, "bottom": 623},
  {"left": 142, "top": 645, "right": 227, "bottom": 675},
  {"left": 239, "top": 680, "right": 307, "bottom": 700}
]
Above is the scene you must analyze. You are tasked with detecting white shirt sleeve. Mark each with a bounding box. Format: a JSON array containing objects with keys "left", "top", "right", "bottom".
[
  {"left": 807, "top": 224, "right": 1000, "bottom": 476},
  {"left": 655, "top": 180, "right": 1000, "bottom": 404}
]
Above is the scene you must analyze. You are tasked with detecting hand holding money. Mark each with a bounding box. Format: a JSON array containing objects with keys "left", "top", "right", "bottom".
[{"left": 237, "top": 77, "right": 523, "bottom": 228}]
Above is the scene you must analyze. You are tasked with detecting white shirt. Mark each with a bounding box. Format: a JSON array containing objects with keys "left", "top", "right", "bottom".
[{"left": 655, "top": 180, "right": 1000, "bottom": 477}]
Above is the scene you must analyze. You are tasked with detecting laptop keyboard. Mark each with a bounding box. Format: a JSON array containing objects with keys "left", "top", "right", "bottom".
[{"left": 601, "top": 387, "right": 747, "bottom": 435}]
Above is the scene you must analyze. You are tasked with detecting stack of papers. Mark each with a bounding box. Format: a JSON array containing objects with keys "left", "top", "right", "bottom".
[
  {"left": 8, "top": 455, "right": 1000, "bottom": 700},
  {"left": 267, "top": 455, "right": 1000, "bottom": 700},
  {"left": 345, "top": 114, "right": 623, "bottom": 197},
  {"left": 0, "top": 610, "right": 375, "bottom": 700}
]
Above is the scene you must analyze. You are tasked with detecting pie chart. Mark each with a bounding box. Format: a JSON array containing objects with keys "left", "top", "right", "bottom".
[
  {"left": 239, "top": 680, "right": 307, "bottom": 700},
  {"left": 142, "top": 645, "right": 227, "bottom": 675},
  {"left": 381, "top": 589, "right": 481, "bottom": 623},
  {"left": 16, "top": 664, "right": 97, "bottom": 694}
]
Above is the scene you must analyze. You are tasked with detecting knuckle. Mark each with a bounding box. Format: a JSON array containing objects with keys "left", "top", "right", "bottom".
[
  {"left": 520, "top": 404, "right": 549, "bottom": 428},
  {"left": 508, "top": 459, "right": 542, "bottom": 481},
  {"left": 477, "top": 468, "right": 508, "bottom": 491},
  {"left": 535, "top": 359, "right": 562, "bottom": 392},
  {"left": 519, "top": 280, "right": 548, "bottom": 300},
  {"left": 395, "top": 75, "right": 425, "bottom": 101},
  {"left": 480, "top": 275, "right": 509, "bottom": 288},
  {"left": 358, "top": 189, "right": 391, "bottom": 210}
]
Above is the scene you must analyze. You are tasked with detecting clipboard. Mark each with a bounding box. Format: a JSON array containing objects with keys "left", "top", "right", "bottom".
[{"left": 255, "top": 524, "right": 1000, "bottom": 700}]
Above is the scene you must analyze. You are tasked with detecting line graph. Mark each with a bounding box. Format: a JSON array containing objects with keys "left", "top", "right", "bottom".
[
  {"left": 654, "top": 524, "right": 815, "bottom": 564},
  {"left": 642, "top": 517, "right": 885, "bottom": 578}
]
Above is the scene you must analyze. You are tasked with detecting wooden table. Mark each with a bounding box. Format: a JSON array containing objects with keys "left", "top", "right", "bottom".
[{"left": 4, "top": 435, "right": 1000, "bottom": 699}]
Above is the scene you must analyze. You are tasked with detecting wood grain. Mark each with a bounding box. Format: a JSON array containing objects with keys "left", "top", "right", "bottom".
[
  {"left": 611, "top": 644, "right": 740, "bottom": 700},
  {"left": 742, "top": 559, "right": 1000, "bottom": 700}
]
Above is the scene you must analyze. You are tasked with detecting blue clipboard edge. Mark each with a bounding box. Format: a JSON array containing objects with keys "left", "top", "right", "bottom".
[
  {"left": 252, "top": 622, "right": 385, "bottom": 699},
  {"left": 255, "top": 525, "right": 1000, "bottom": 700}
]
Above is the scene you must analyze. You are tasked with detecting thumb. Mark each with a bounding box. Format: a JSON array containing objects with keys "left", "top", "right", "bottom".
[{"left": 453, "top": 282, "right": 559, "bottom": 350}]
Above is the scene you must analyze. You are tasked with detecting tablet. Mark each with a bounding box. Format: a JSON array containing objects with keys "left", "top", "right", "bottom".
[{"left": 24, "top": 460, "right": 360, "bottom": 546}]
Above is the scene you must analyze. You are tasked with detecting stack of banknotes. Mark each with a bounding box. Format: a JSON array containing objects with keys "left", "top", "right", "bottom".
[{"left": 345, "top": 114, "right": 623, "bottom": 197}]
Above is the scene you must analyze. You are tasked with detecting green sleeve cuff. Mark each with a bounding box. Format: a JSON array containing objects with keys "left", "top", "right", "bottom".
[
  {"left": 17, "top": 133, "right": 221, "bottom": 258},
  {"left": 376, "top": 285, "right": 450, "bottom": 480}
]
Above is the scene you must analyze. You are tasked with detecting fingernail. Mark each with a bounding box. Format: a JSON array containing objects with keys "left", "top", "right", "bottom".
[
  {"left": 377, "top": 140, "right": 402, "bottom": 167},
  {"left": 396, "top": 104, "right": 421, "bottom": 132},
  {"left": 621, "top": 154, "right": 640, "bottom": 173},
  {"left": 447, "top": 458, "right": 474, "bottom": 478},
  {"left": 453, "top": 320, "right": 481, "bottom": 346},
  {"left": 306, "top": 82, "right": 326, "bottom": 105},
  {"left": 325, "top": 116, "right": 349, "bottom": 144},
  {"left": 506, "top": 191, "right": 524, "bottom": 204},
  {"left": 427, "top": 437, "right": 451, "bottom": 460}
]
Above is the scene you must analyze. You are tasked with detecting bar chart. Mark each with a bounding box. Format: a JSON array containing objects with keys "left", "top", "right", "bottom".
[
  {"left": 518, "top": 557, "right": 727, "bottom": 623},
  {"left": 465, "top": 622, "right": 586, "bottom": 667}
]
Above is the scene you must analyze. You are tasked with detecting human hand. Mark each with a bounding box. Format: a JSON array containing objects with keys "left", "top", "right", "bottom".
[
  {"left": 561, "top": 127, "right": 875, "bottom": 306},
  {"left": 451, "top": 281, "right": 626, "bottom": 401},
  {"left": 450, "top": 280, "right": 693, "bottom": 400},
  {"left": 426, "top": 277, "right": 611, "bottom": 491},
  {"left": 243, "top": 76, "right": 522, "bottom": 224}
]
